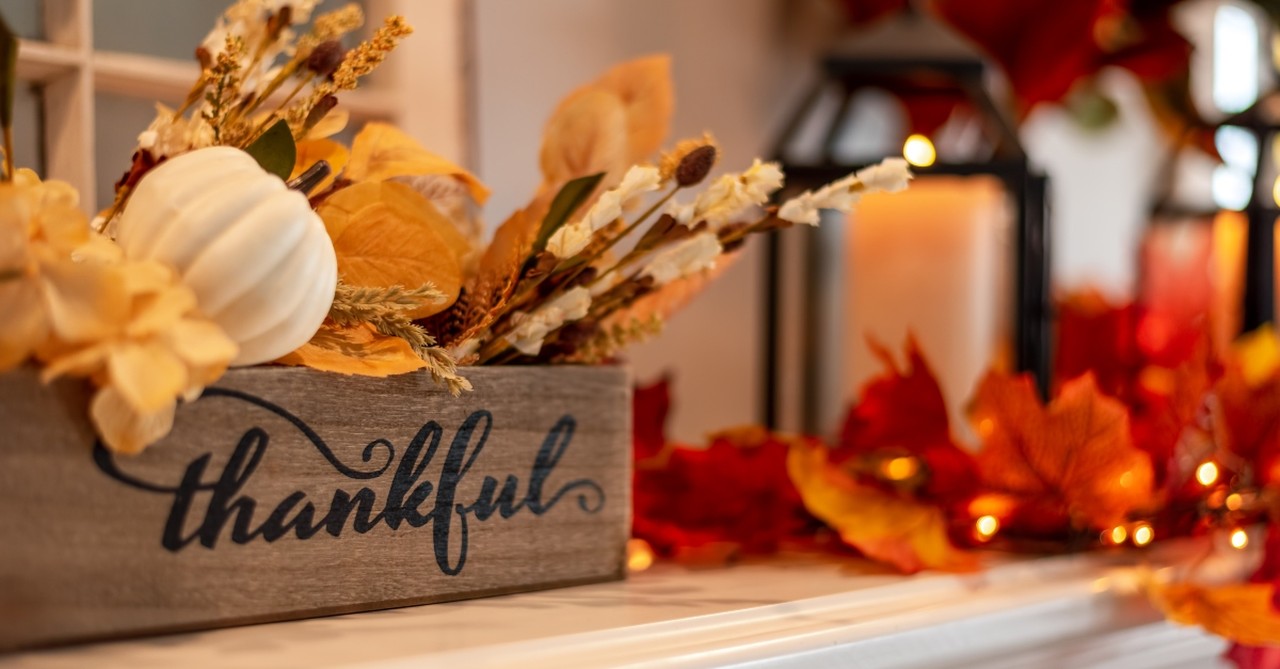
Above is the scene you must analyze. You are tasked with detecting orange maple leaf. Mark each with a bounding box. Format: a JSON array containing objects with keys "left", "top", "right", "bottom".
[
  {"left": 1150, "top": 581, "right": 1280, "bottom": 647},
  {"left": 788, "top": 440, "right": 978, "bottom": 574},
  {"left": 972, "top": 372, "right": 1154, "bottom": 532}
]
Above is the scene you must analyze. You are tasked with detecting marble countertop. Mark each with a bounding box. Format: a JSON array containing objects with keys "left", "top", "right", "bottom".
[{"left": 1, "top": 548, "right": 1236, "bottom": 669}]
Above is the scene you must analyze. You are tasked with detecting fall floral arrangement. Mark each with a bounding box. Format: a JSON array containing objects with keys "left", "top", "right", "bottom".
[
  {"left": 632, "top": 293, "right": 1280, "bottom": 663},
  {"left": 0, "top": 1, "right": 908, "bottom": 454}
]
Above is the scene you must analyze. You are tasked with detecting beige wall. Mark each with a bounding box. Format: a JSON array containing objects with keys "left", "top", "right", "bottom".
[{"left": 472, "top": 0, "right": 839, "bottom": 442}]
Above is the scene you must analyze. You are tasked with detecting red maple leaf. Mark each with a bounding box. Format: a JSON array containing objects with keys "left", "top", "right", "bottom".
[
  {"left": 631, "top": 378, "right": 816, "bottom": 560},
  {"left": 835, "top": 337, "right": 978, "bottom": 505}
]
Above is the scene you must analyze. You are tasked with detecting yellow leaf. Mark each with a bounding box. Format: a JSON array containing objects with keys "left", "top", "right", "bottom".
[
  {"left": 593, "top": 54, "right": 674, "bottom": 163},
  {"left": 1234, "top": 325, "right": 1280, "bottom": 387},
  {"left": 788, "top": 440, "right": 978, "bottom": 574},
  {"left": 274, "top": 322, "right": 426, "bottom": 377},
  {"left": 539, "top": 88, "right": 629, "bottom": 188},
  {"left": 292, "top": 139, "right": 349, "bottom": 194},
  {"left": 1150, "top": 581, "right": 1280, "bottom": 646},
  {"left": 346, "top": 122, "right": 490, "bottom": 205},
  {"left": 318, "top": 181, "right": 464, "bottom": 318}
]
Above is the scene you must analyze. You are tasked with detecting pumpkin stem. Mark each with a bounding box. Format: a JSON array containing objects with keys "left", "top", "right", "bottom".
[{"left": 287, "top": 159, "right": 331, "bottom": 195}]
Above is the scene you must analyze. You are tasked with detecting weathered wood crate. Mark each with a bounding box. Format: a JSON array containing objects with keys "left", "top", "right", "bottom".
[{"left": 0, "top": 365, "right": 631, "bottom": 651}]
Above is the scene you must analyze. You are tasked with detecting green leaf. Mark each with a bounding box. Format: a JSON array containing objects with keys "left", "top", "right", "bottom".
[
  {"left": 0, "top": 11, "right": 17, "bottom": 129},
  {"left": 533, "top": 172, "right": 605, "bottom": 253},
  {"left": 244, "top": 119, "right": 297, "bottom": 181}
]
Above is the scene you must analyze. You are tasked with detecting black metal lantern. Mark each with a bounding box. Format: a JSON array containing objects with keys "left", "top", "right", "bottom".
[
  {"left": 1221, "top": 95, "right": 1279, "bottom": 333},
  {"left": 763, "top": 13, "right": 1050, "bottom": 432}
]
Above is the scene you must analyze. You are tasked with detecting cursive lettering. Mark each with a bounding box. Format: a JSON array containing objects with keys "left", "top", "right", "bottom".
[{"left": 93, "top": 389, "right": 606, "bottom": 576}]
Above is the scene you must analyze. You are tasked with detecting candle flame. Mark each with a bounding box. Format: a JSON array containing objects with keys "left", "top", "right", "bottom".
[{"left": 903, "top": 134, "right": 936, "bottom": 168}]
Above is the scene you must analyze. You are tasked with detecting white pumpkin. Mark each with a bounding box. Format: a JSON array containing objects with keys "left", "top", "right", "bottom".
[{"left": 116, "top": 146, "right": 337, "bottom": 366}]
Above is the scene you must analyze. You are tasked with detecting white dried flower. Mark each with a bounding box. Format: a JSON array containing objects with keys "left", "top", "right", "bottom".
[
  {"left": 663, "top": 198, "right": 696, "bottom": 226},
  {"left": 684, "top": 159, "right": 784, "bottom": 230},
  {"left": 778, "top": 157, "right": 913, "bottom": 226},
  {"left": 545, "top": 165, "right": 662, "bottom": 259},
  {"left": 201, "top": 0, "right": 321, "bottom": 93},
  {"left": 583, "top": 165, "right": 662, "bottom": 231},
  {"left": 505, "top": 287, "right": 593, "bottom": 356},
  {"left": 640, "top": 232, "right": 722, "bottom": 285},
  {"left": 450, "top": 337, "right": 480, "bottom": 361},
  {"left": 855, "top": 157, "right": 912, "bottom": 193},
  {"left": 545, "top": 220, "right": 593, "bottom": 259},
  {"left": 137, "top": 103, "right": 216, "bottom": 159}
]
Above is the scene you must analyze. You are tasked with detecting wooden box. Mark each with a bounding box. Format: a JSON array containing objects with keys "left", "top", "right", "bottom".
[{"left": 0, "top": 365, "right": 631, "bottom": 651}]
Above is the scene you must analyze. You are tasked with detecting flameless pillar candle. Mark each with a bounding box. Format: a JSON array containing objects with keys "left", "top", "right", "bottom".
[
  {"left": 1211, "top": 211, "right": 1280, "bottom": 353},
  {"left": 843, "top": 176, "right": 1011, "bottom": 443}
]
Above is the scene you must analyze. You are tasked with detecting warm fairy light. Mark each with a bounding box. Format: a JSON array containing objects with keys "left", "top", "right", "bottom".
[
  {"left": 1132, "top": 522, "right": 1154, "bottom": 547},
  {"left": 1230, "top": 528, "right": 1250, "bottom": 550},
  {"left": 1107, "top": 525, "right": 1128, "bottom": 545},
  {"left": 882, "top": 456, "right": 920, "bottom": 481},
  {"left": 1273, "top": 175, "right": 1280, "bottom": 207},
  {"left": 903, "top": 134, "right": 937, "bottom": 168},
  {"left": 626, "top": 538, "right": 655, "bottom": 573},
  {"left": 1119, "top": 470, "right": 1135, "bottom": 488},
  {"left": 1226, "top": 493, "right": 1244, "bottom": 511},
  {"left": 974, "top": 515, "right": 1000, "bottom": 541},
  {"left": 1195, "top": 461, "right": 1220, "bottom": 487},
  {"left": 977, "top": 418, "right": 996, "bottom": 438}
]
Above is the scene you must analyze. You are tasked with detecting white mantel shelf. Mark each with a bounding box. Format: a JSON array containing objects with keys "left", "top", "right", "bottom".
[{"left": 2, "top": 547, "right": 1239, "bottom": 669}]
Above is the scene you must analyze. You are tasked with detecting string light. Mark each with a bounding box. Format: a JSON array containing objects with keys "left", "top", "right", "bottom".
[
  {"left": 1106, "top": 525, "right": 1128, "bottom": 545},
  {"left": 1225, "top": 493, "right": 1244, "bottom": 511},
  {"left": 1132, "top": 522, "right": 1155, "bottom": 547},
  {"left": 1195, "top": 461, "right": 1220, "bottom": 487},
  {"left": 1230, "top": 528, "right": 1250, "bottom": 550},
  {"left": 626, "top": 538, "right": 655, "bottom": 572},
  {"left": 902, "top": 134, "right": 937, "bottom": 167},
  {"left": 974, "top": 515, "right": 1000, "bottom": 542},
  {"left": 881, "top": 456, "right": 920, "bottom": 482}
]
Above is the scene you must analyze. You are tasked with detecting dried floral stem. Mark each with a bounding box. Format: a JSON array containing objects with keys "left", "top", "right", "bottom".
[
  {"left": 578, "top": 187, "right": 678, "bottom": 284},
  {"left": 243, "top": 73, "right": 315, "bottom": 147},
  {"left": 329, "top": 283, "right": 446, "bottom": 322},
  {"left": 172, "top": 75, "right": 210, "bottom": 120},
  {"left": 327, "top": 283, "right": 470, "bottom": 395}
]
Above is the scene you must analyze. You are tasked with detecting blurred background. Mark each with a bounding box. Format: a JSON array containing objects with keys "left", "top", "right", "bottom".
[{"left": 9, "top": 0, "right": 1277, "bottom": 444}]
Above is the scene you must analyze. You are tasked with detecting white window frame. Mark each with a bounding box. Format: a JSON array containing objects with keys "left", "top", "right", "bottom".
[{"left": 13, "top": 0, "right": 469, "bottom": 212}]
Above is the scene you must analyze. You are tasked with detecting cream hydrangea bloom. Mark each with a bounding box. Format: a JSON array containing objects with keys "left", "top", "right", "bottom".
[
  {"left": 0, "top": 170, "right": 128, "bottom": 370},
  {"left": 0, "top": 168, "right": 238, "bottom": 453},
  {"left": 39, "top": 258, "right": 239, "bottom": 454},
  {"left": 504, "top": 286, "right": 592, "bottom": 356},
  {"left": 640, "top": 232, "right": 722, "bottom": 285}
]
